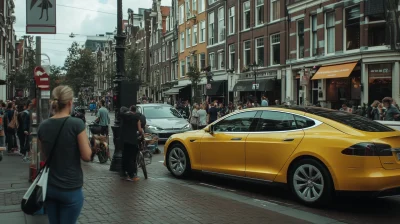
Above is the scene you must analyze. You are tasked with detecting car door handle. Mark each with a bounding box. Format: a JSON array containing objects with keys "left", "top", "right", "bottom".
[
  {"left": 231, "top": 138, "right": 242, "bottom": 141},
  {"left": 283, "top": 138, "right": 294, "bottom": 142}
]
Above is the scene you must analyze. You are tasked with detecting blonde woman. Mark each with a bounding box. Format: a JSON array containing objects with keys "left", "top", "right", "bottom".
[
  {"left": 370, "top": 100, "right": 380, "bottom": 120},
  {"left": 190, "top": 103, "right": 200, "bottom": 130},
  {"left": 197, "top": 103, "right": 207, "bottom": 129},
  {"left": 38, "top": 86, "right": 92, "bottom": 224}
]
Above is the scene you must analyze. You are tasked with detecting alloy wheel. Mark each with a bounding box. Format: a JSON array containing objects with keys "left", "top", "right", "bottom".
[
  {"left": 293, "top": 164, "right": 324, "bottom": 202},
  {"left": 168, "top": 147, "right": 187, "bottom": 176}
]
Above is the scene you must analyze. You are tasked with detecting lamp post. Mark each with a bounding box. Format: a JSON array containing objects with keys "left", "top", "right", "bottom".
[{"left": 109, "top": 0, "right": 127, "bottom": 173}]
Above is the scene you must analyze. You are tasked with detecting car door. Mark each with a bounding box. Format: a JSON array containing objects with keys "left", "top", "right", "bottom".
[
  {"left": 245, "top": 111, "right": 305, "bottom": 181},
  {"left": 200, "top": 111, "right": 258, "bottom": 177}
]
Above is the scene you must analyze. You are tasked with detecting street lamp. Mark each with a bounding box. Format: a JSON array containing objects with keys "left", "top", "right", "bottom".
[
  {"left": 248, "top": 62, "right": 259, "bottom": 100},
  {"left": 109, "top": 0, "right": 127, "bottom": 173},
  {"left": 227, "top": 68, "right": 234, "bottom": 104}
]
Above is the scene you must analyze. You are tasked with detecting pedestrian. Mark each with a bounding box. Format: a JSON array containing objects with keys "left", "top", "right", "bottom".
[
  {"left": 207, "top": 102, "right": 218, "bottom": 124},
  {"left": 96, "top": 100, "right": 110, "bottom": 136},
  {"left": 382, "top": 97, "right": 400, "bottom": 121},
  {"left": 120, "top": 105, "right": 143, "bottom": 181},
  {"left": 4, "top": 102, "right": 18, "bottom": 153},
  {"left": 370, "top": 100, "right": 381, "bottom": 120},
  {"left": 197, "top": 103, "right": 207, "bottom": 129},
  {"left": 17, "top": 101, "right": 32, "bottom": 161},
  {"left": 261, "top": 96, "right": 269, "bottom": 106},
  {"left": 339, "top": 104, "right": 352, "bottom": 113},
  {"left": 38, "top": 85, "right": 91, "bottom": 224},
  {"left": 190, "top": 103, "right": 199, "bottom": 130}
]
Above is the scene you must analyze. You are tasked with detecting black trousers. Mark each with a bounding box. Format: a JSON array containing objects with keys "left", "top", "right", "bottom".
[
  {"left": 100, "top": 126, "right": 108, "bottom": 136},
  {"left": 122, "top": 143, "right": 139, "bottom": 178},
  {"left": 6, "top": 128, "right": 16, "bottom": 151},
  {"left": 18, "top": 132, "right": 28, "bottom": 155}
]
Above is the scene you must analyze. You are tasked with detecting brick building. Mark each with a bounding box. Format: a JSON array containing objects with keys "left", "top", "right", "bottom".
[{"left": 286, "top": 0, "right": 400, "bottom": 109}]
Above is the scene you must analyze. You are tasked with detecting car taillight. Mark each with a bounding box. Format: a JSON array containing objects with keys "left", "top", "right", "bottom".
[{"left": 341, "top": 143, "right": 393, "bottom": 156}]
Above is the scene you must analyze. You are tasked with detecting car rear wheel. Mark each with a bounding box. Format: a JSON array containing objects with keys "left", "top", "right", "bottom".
[
  {"left": 289, "top": 158, "right": 333, "bottom": 206},
  {"left": 167, "top": 144, "right": 191, "bottom": 178}
]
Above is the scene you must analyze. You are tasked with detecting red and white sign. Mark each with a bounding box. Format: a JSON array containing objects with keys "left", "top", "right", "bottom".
[{"left": 34, "top": 66, "right": 50, "bottom": 90}]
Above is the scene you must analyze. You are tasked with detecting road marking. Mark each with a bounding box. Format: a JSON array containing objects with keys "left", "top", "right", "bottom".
[{"left": 199, "top": 183, "right": 236, "bottom": 192}]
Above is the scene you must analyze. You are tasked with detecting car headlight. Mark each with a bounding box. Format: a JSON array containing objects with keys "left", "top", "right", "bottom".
[
  {"left": 182, "top": 124, "right": 192, "bottom": 130},
  {"left": 146, "top": 125, "right": 162, "bottom": 131}
]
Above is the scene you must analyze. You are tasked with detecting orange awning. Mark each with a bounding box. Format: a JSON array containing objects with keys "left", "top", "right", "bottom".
[{"left": 311, "top": 62, "right": 358, "bottom": 80}]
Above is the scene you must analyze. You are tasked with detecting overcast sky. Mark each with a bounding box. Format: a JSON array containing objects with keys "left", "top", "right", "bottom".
[{"left": 15, "top": 0, "right": 171, "bottom": 67}]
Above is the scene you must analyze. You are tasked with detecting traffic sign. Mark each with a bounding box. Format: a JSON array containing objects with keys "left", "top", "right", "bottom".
[
  {"left": 206, "top": 84, "right": 212, "bottom": 89},
  {"left": 34, "top": 66, "right": 50, "bottom": 90}
]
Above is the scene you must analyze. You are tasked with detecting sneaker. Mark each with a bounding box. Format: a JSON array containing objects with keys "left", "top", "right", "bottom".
[{"left": 126, "top": 176, "right": 139, "bottom": 182}]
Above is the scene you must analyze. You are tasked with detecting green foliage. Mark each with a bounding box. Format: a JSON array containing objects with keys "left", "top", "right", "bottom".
[
  {"left": 49, "top": 65, "right": 64, "bottom": 91},
  {"left": 186, "top": 65, "right": 202, "bottom": 103},
  {"left": 15, "top": 49, "right": 36, "bottom": 90},
  {"left": 125, "top": 47, "right": 141, "bottom": 82},
  {"left": 63, "top": 42, "right": 97, "bottom": 93}
]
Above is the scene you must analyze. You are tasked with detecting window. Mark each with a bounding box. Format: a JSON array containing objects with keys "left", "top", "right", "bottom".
[
  {"left": 180, "top": 60, "right": 186, "bottom": 77},
  {"left": 200, "top": 53, "right": 206, "bottom": 69},
  {"left": 200, "top": 20, "right": 206, "bottom": 43},
  {"left": 271, "top": 0, "right": 280, "bottom": 21},
  {"left": 193, "top": 54, "right": 198, "bottom": 67},
  {"left": 166, "top": 16, "right": 170, "bottom": 31},
  {"left": 255, "top": 37, "right": 264, "bottom": 66},
  {"left": 193, "top": 0, "right": 197, "bottom": 12},
  {"left": 297, "top": 20, "right": 304, "bottom": 59},
  {"left": 228, "top": 44, "right": 235, "bottom": 70},
  {"left": 172, "top": 41, "right": 175, "bottom": 55},
  {"left": 256, "top": 111, "right": 297, "bottom": 132},
  {"left": 311, "top": 15, "right": 318, "bottom": 56},
  {"left": 243, "top": 1, "right": 250, "bottom": 30},
  {"left": 185, "top": 0, "right": 191, "bottom": 18},
  {"left": 158, "top": 49, "right": 161, "bottom": 63},
  {"left": 179, "top": 5, "right": 184, "bottom": 24},
  {"left": 271, "top": 33, "right": 280, "bottom": 65},
  {"left": 209, "top": 53, "right": 215, "bottom": 70},
  {"left": 326, "top": 11, "right": 335, "bottom": 54},
  {"left": 208, "top": 12, "right": 215, "bottom": 45},
  {"left": 218, "top": 7, "right": 225, "bottom": 42},
  {"left": 208, "top": 0, "right": 215, "bottom": 5},
  {"left": 193, "top": 24, "right": 198, "bottom": 45},
  {"left": 186, "top": 28, "right": 191, "bottom": 48},
  {"left": 345, "top": 6, "right": 360, "bottom": 51},
  {"left": 198, "top": 0, "right": 205, "bottom": 13},
  {"left": 228, "top": 7, "right": 235, "bottom": 35},
  {"left": 186, "top": 56, "right": 191, "bottom": 72},
  {"left": 213, "top": 111, "right": 258, "bottom": 132},
  {"left": 255, "top": 0, "right": 264, "bottom": 26},
  {"left": 294, "top": 115, "right": 316, "bottom": 129},
  {"left": 218, "top": 52, "right": 224, "bottom": 69},
  {"left": 143, "top": 106, "right": 183, "bottom": 119},
  {"left": 162, "top": 46, "right": 165, "bottom": 62},
  {"left": 180, "top": 32, "right": 185, "bottom": 52},
  {"left": 243, "top": 40, "right": 251, "bottom": 66},
  {"left": 166, "top": 43, "right": 170, "bottom": 59}
]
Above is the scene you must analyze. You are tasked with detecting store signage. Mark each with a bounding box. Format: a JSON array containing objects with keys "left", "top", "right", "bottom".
[
  {"left": 206, "top": 84, "right": 212, "bottom": 89},
  {"left": 252, "top": 84, "right": 259, "bottom": 90},
  {"left": 369, "top": 64, "right": 392, "bottom": 78}
]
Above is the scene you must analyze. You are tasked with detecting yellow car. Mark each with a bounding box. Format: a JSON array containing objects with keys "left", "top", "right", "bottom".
[{"left": 164, "top": 106, "right": 400, "bottom": 205}]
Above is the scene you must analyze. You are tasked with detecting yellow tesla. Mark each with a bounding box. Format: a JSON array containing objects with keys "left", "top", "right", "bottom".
[{"left": 164, "top": 106, "right": 400, "bottom": 205}]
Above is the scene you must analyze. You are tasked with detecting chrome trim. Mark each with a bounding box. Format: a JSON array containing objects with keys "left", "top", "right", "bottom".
[
  {"left": 202, "top": 170, "right": 273, "bottom": 183},
  {"left": 391, "top": 148, "right": 400, "bottom": 152}
]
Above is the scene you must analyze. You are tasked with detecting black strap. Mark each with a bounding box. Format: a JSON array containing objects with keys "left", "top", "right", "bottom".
[{"left": 42, "top": 117, "right": 70, "bottom": 168}]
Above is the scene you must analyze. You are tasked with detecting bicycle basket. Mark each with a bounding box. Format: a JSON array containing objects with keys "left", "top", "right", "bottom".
[{"left": 89, "top": 124, "right": 102, "bottom": 135}]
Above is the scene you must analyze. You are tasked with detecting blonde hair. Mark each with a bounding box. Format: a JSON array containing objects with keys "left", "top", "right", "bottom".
[
  {"left": 52, "top": 85, "right": 74, "bottom": 112},
  {"left": 371, "top": 100, "right": 380, "bottom": 107}
]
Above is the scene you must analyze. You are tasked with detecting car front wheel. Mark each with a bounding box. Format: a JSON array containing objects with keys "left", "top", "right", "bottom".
[
  {"left": 288, "top": 158, "right": 333, "bottom": 206},
  {"left": 167, "top": 144, "right": 191, "bottom": 178}
]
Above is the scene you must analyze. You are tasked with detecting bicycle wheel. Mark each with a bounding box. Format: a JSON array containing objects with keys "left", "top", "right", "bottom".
[{"left": 139, "top": 152, "right": 148, "bottom": 179}]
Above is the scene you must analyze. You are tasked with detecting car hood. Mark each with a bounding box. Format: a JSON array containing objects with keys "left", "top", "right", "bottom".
[{"left": 147, "top": 118, "right": 189, "bottom": 129}]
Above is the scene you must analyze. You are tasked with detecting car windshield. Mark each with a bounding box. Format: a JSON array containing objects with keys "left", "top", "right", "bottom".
[
  {"left": 315, "top": 111, "right": 394, "bottom": 132},
  {"left": 143, "top": 106, "right": 182, "bottom": 119}
]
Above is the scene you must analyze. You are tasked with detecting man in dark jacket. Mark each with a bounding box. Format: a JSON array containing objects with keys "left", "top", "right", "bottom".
[
  {"left": 120, "top": 106, "right": 143, "bottom": 181},
  {"left": 17, "top": 101, "right": 32, "bottom": 161}
]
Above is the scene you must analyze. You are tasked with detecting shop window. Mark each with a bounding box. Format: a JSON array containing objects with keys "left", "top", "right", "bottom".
[
  {"left": 368, "top": 64, "right": 392, "bottom": 103},
  {"left": 345, "top": 6, "right": 360, "bottom": 51},
  {"left": 243, "top": 1, "right": 250, "bottom": 30},
  {"left": 255, "top": 37, "right": 264, "bottom": 66},
  {"left": 297, "top": 20, "right": 304, "bottom": 58},
  {"left": 243, "top": 40, "right": 251, "bottom": 67},
  {"left": 271, "top": 34, "right": 280, "bottom": 65}
]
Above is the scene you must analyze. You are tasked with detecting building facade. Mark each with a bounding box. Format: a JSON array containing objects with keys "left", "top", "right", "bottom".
[{"left": 286, "top": 0, "right": 400, "bottom": 109}]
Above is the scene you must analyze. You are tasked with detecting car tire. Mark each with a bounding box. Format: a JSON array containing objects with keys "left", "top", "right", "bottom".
[
  {"left": 166, "top": 143, "right": 191, "bottom": 178},
  {"left": 288, "top": 158, "right": 334, "bottom": 206}
]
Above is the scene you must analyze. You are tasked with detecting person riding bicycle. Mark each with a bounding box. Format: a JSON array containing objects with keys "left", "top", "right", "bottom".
[{"left": 120, "top": 105, "right": 143, "bottom": 181}]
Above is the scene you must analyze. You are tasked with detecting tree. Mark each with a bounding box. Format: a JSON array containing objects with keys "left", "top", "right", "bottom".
[
  {"left": 63, "top": 42, "right": 97, "bottom": 93},
  {"left": 49, "top": 65, "right": 64, "bottom": 91},
  {"left": 186, "top": 65, "right": 202, "bottom": 104},
  {"left": 15, "top": 48, "right": 36, "bottom": 92},
  {"left": 125, "top": 47, "right": 141, "bottom": 82}
]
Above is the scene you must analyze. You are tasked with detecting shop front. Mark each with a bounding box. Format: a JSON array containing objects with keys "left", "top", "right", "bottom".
[
  {"left": 233, "top": 78, "right": 278, "bottom": 104},
  {"left": 368, "top": 63, "right": 392, "bottom": 104},
  {"left": 311, "top": 62, "right": 361, "bottom": 109},
  {"left": 206, "top": 80, "right": 228, "bottom": 104}
]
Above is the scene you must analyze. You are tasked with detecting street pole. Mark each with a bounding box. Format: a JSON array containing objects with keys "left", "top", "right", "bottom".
[
  {"left": 110, "top": 0, "right": 127, "bottom": 173},
  {"left": 254, "top": 65, "right": 257, "bottom": 100}
]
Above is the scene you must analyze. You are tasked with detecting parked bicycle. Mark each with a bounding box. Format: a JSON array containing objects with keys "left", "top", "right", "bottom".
[{"left": 137, "top": 133, "right": 158, "bottom": 179}]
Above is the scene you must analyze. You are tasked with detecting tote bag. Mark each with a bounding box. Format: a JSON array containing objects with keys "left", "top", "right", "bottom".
[{"left": 21, "top": 117, "right": 69, "bottom": 215}]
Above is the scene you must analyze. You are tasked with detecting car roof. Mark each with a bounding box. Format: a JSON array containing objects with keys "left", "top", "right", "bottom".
[
  {"left": 240, "top": 105, "right": 335, "bottom": 114},
  {"left": 136, "top": 103, "right": 172, "bottom": 108}
]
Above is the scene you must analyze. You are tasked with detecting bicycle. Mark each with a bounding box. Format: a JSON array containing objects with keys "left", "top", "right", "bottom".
[
  {"left": 88, "top": 123, "right": 110, "bottom": 164},
  {"left": 136, "top": 133, "right": 157, "bottom": 179}
]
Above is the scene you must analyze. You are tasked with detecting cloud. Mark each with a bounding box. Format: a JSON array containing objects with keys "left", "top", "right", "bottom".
[{"left": 14, "top": 0, "right": 171, "bottom": 67}]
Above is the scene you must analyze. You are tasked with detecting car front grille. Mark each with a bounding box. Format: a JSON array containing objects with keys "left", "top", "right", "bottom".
[{"left": 158, "top": 133, "right": 173, "bottom": 139}]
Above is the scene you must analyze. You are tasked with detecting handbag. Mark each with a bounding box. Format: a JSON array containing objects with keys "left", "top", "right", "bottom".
[
  {"left": 21, "top": 117, "right": 69, "bottom": 215},
  {"left": 8, "top": 111, "right": 18, "bottom": 129}
]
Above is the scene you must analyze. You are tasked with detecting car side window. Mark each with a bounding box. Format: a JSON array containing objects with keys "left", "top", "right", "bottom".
[
  {"left": 213, "top": 111, "right": 257, "bottom": 133},
  {"left": 256, "top": 111, "right": 297, "bottom": 132},
  {"left": 294, "top": 115, "right": 315, "bottom": 129}
]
